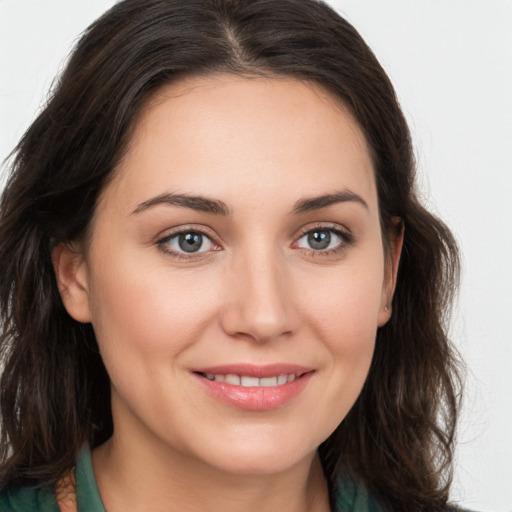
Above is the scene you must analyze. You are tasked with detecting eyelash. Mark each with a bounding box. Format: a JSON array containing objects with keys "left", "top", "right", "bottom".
[
  {"left": 294, "top": 224, "right": 353, "bottom": 257},
  {"left": 156, "top": 224, "right": 353, "bottom": 260},
  {"left": 156, "top": 226, "right": 219, "bottom": 260}
]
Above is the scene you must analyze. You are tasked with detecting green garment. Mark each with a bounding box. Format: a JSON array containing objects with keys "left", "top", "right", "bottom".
[
  {"left": 0, "top": 447, "right": 104, "bottom": 512},
  {"left": 0, "top": 447, "right": 391, "bottom": 511}
]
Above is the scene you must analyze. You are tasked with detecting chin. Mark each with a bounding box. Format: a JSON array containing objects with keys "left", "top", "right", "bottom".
[
  {"left": 191, "top": 430, "right": 322, "bottom": 476},
  {"left": 209, "top": 451, "right": 313, "bottom": 476}
]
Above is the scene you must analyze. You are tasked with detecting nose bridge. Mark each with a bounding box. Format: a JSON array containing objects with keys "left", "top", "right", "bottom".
[{"left": 222, "top": 240, "right": 295, "bottom": 342}]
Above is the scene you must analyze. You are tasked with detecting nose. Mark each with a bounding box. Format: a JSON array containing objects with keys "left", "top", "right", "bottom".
[{"left": 220, "top": 247, "right": 297, "bottom": 343}]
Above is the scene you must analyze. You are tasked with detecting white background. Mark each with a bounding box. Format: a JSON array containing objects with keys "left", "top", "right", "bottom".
[{"left": 0, "top": 1, "right": 511, "bottom": 510}]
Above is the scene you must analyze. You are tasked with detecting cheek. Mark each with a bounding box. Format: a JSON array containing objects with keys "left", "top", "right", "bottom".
[
  {"left": 297, "top": 261, "right": 383, "bottom": 401},
  {"left": 297, "top": 282, "right": 379, "bottom": 444},
  {"left": 87, "top": 256, "right": 221, "bottom": 367},
  {"left": 302, "top": 263, "right": 384, "bottom": 340}
]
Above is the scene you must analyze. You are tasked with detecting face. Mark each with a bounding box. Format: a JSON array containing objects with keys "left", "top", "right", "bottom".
[{"left": 56, "top": 75, "right": 399, "bottom": 476}]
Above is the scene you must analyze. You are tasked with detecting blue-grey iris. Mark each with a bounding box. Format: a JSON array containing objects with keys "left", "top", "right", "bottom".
[
  {"left": 178, "top": 233, "right": 203, "bottom": 252},
  {"left": 308, "top": 230, "right": 330, "bottom": 250}
]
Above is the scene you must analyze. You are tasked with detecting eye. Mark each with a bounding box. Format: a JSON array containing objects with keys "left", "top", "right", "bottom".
[
  {"left": 158, "top": 230, "right": 215, "bottom": 255},
  {"left": 296, "top": 227, "right": 350, "bottom": 252}
]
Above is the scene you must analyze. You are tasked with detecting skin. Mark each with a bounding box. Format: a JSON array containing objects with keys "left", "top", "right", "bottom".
[{"left": 54, "top": 75, "right": 402, "bottom": 512}]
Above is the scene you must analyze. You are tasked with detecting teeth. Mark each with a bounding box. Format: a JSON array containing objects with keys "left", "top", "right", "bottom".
[
  {"left": 260, "top": 376, "right": 278, "bottom": 387},
  {"left": 277, "top": 374, "right": 287, "bottom": 385},
  {"left": 241, "top": 376, "right": 259, "bottom": 387},
  {"left": 203, "top": 372, "right": 299, "bottom": 387},
  {"left": 225, "top": 374, "right": 241, "bottom": 385}
]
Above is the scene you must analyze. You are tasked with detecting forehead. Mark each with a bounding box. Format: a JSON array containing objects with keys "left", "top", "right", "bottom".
[{"left": 103, "top": 74, "right": 377, "bottom": 214}]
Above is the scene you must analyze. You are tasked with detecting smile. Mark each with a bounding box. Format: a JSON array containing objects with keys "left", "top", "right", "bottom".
[
  {"left": 200, "top": 373, "right": 297, "bottom": 387},
  {"left": 194, "top": 364, "right": 314, "bottom": 411}
]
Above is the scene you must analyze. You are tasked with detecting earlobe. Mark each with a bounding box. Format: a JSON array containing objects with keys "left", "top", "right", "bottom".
[
  {"left": 378, "top": 218, "right": 404, "bottom": 327},
  {"left": 52, "top": 243, "right": 92, "bottom": 323}
]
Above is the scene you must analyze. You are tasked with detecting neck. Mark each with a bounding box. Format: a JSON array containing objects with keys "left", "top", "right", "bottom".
[{"left": 92, "top": 434, "right": 330, "bottom": 512}]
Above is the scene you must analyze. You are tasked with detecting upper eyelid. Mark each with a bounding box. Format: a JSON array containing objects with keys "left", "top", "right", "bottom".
[
  {"left": 295, "top": 222, "right": 351, "bottom": 239},
  {"left": 156, "top": 225, "right": 218, "bottom": 243}
]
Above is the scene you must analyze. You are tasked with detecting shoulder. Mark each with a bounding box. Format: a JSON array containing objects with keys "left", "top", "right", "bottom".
[
  {"left": 333, "top": 474, "right": 478, "bottom": 512},
  {"left": 0, "top": 484, "right": 59, "bottom": 511},
  {"left": 333, "top": 473, "right": 385, "bottom": 511},
  {"left": 0, "top": 446, "right": 104, "bottom": 512}
]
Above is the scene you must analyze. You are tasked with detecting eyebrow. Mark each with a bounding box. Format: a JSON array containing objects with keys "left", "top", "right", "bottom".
[
  {"left": 291, "top": 190, "right": 369, "bottom": 214},
  {"left": 131, "top": 193, "right": 230, "bottom": 215},
  {"left": 131, "top": 189, "right": 367, "bottom": 216}
]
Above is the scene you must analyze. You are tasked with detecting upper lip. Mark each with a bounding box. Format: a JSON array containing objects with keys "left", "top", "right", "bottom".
[{"left": 193, "top": 363, "right": 313, "bottom": 378}]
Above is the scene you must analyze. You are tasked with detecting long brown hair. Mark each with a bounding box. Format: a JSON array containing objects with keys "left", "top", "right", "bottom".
[{"left": 0, "top": 1, "right": 462, "bottom": 509}]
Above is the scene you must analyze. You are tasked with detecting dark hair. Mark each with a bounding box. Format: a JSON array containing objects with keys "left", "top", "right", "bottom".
[{"left": 0, "top": 0, "right": 462, "bottom": 509}]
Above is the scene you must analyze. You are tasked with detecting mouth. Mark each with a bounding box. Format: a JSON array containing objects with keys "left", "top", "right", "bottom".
[
  {"left": 197, "top": 372, "right": 301, "bottom": 387},
  {"left": 193, "top": 364, "right": 314, "bottom": 411}
]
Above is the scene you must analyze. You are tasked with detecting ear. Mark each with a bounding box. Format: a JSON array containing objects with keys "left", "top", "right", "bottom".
[
  {"left": 52, "top": 243, "right": 92, "bottom": 323},
  {"left": 377, "top": 218, "right": 404, "bottom": 327}
]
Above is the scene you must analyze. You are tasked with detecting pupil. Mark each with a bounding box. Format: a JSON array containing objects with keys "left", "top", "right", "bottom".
[
  {"left": 308, "top": 230, "right": 330, "bottom": 250},
  {"left": 178, "top": 233, "right": 203, "bottom": 252}
]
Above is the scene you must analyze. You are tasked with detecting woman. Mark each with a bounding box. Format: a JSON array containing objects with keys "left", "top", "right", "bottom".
[{"left": 0, "top": 0, "right": 463, "bottom": 510}]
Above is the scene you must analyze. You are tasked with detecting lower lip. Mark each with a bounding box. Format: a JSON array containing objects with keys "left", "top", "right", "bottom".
[{"left": 195, "top": 372, "right": 314, "bottom": 411}]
